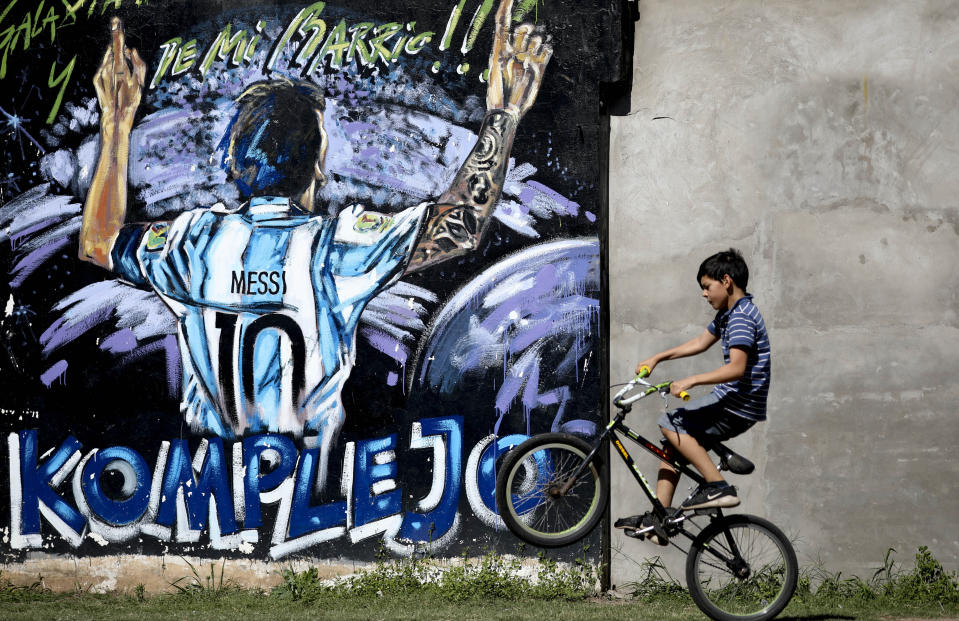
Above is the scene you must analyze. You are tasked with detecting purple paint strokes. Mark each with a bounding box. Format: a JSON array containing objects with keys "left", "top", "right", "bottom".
[
  {"left": 525, "top": 180, "right": 580, "bottom": 215},
  {"left": 9, "top": 237, "right": 71, "bottom": 288},
  {"left": 40, "top": 302, "right": 114, "bottom": 354},
  {"left": 559, "top": 420, "right": 595, "bottom": 436},
  {"left": 164, "top": 334, "right": 181, "bottom": 397},
  {"left": 360, "top": 327, "right": 409, "bottom": 364},
  {"left": 100, "top": 329, "right": 138, "bottom": 354},
  {"left": 7, "top": 215, "right": 64, "bottom": 249},
  {"left": 585, "top": 211, "right": 596, "bottom": 222},
  {"left": 386, "top": 372, "right": 399, "bottom": 387},
  {"left": 41, "top": 360, "right": 68, "bottom": 387}
]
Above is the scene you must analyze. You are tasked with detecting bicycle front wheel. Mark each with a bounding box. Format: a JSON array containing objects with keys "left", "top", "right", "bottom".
[
  {"left": 495, "top": 433, "right": 607, "bottom": 548},
  {"left": 686, "top": 514, "right": 798, "bottom": 621}
]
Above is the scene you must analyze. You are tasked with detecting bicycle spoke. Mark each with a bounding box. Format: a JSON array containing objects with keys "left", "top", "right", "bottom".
[{"left": 687, "top": 516, "right": 797, "bottom": 621}]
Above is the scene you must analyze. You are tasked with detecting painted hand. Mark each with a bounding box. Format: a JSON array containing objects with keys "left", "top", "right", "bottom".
[
  {"left": 94, "top": 18, "right": 146, "bottom": 133},
  {"left": 486, "top": 0, "right": 553, "bottom": 117}
]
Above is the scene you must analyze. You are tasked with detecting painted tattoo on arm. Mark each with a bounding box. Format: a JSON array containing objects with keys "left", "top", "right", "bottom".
[{"left": 406, "top": 110, "right": 518, "bottom": 272}]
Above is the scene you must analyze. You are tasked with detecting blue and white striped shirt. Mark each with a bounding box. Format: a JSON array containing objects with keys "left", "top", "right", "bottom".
[
  {"left": 111, "top": 197, "right": 428, "bottom": 438},
  {"left": 707, "top": 295, "right": 771, "bottom": 421}
]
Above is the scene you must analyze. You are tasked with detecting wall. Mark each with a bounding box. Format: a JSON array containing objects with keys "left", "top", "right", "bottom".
[
  {"left": 609, "top": 0, "right": 959, "bottom": 585},
  {"left": 0, "top": 0, "right": 625, "bottom": 587}
]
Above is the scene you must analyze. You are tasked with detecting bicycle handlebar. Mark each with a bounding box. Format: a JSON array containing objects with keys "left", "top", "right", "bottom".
[{"left": 612, "top": 371, "right": 690, "bottom": 408}]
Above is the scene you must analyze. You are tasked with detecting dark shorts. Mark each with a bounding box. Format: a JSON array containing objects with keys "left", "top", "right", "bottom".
[{"left": 657, "top": 393, "right": 755, "bottom": 445}]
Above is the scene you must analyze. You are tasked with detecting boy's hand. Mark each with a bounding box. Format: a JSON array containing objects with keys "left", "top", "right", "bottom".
[
  {"left": 635, "top": 358, "right": 658, "bottom": 376},
  {"left": 670, "top": 378, "right": 694, "bottom": 398}
]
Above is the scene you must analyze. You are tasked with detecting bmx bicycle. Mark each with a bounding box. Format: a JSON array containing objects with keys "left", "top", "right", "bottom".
[{"left": 495, "top": 369, "right": 798, "bottom": 621}]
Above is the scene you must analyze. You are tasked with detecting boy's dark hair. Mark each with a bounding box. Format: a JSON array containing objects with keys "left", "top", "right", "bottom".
[
  {"left": 697, "top": 248, "right": 749, "bottom": 291},
  {"left": 220, "top": 78, "right": 326, "bottom": 198}
]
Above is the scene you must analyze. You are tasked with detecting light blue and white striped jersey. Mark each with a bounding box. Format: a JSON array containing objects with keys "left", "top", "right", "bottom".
[
  {"left": 112, "top": 197, "right": 427, "bottom": 438},
  {"left": 707, "top": 295, "right": 771, "bottom": 421}
]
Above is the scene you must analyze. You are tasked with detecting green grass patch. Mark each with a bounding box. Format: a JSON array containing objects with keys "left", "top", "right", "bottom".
[{"left": 0, "top": 546, "right": 957, "bottom": 620}]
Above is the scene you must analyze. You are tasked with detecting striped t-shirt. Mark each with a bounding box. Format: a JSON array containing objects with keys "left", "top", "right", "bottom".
[{"left": 707, "top": 295, "right": 771, "bottom": 421}]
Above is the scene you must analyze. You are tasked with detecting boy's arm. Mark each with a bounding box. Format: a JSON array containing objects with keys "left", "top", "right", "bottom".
[
  {"left": 404, "top": 0, "right": 551, "bottom": 273},
  {"left": 79, "top": 19, "right": 146, "bottom": 269},
  {"left": 669, "top": 346, "right": 747, "bottom": 398},
  {"left": 635, "top": 329, "right": 718, "bottom": 375}
]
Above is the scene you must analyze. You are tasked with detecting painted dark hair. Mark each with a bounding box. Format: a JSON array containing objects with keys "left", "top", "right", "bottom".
[
  {"left": 697, "top": 248, "right": 749, "bottom": 291},
  {"left": 220, "top": 78, "right": 326, "bottom": 198}
]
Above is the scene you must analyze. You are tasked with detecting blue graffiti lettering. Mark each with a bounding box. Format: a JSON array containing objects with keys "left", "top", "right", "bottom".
[
  {"left": 5, "top": 416, "right": 513, "bottom": 556},
  {"left": 399, "top": 415, "right": 462, "bottom": 542},
  {"left": 242, "top": 434, "right": 298, "bottom": 529},
  {"left": 11, "top": 431, "right": 85, "bottom": 544},
  {"left": 80, "top": 446, "right": 151, "bottom": 526},
  {"left": 353, "top": 434, "right": 400, "bottom": 528},
  {"left": 288, "top": 447, "right": 347, "bottom": 539}
]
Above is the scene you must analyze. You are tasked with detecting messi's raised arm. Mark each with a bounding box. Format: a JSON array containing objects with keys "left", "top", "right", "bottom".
[
  {"left": 79, "top": 18, "right": 146, "bottom": 269},
  {"left": 405, "top": 0, "right": 552, "bottom": 273}
]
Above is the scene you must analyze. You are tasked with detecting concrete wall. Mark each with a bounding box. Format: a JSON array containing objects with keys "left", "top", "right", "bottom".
[{"left": 609, "top": 0, "right": 959, "bottom": 585}]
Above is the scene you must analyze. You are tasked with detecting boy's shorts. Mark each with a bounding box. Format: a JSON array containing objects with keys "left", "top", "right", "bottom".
[{"left": 658, "top": 393, "right": 755, "bottom": 446}]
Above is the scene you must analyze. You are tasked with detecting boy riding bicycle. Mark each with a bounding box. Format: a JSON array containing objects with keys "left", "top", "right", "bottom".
[{"left": 617, "top": 248, "right": 770, "bottom": 543}]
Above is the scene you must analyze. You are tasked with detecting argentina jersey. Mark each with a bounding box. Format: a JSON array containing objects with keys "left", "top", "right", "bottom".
[{"left": 111, "top": 197, "right": 428, "bottom": 439}]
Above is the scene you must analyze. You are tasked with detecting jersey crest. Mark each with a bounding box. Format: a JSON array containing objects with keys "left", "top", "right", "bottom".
[
  {"left": 353, "top": 212, "right": 393, "bottom": 234},
  {"left": 145, "top": 222, "right": 169, "bottom": 251}
]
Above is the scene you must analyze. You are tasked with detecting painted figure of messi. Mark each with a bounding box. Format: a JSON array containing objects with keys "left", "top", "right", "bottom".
[{"left": 79, "top": 0, "right": 552, "bottom": 490}]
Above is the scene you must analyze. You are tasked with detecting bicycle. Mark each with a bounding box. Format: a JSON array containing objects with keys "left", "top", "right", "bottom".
[{"left": 495, "top": 369, "right": 798, "bottom": 621}]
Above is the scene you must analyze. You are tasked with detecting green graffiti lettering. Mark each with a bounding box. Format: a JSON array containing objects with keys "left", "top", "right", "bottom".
[
  {"left": 244, "top": 20, "right": 265, "bottom": 64},
  {"left": 0, "top": 26, "right": 14, "bottom": 79},
  {"left": 405, "top": 30, "right": 433, "bottom": 55},
  {"left": 98, "top": 0, "right": 122, "bottom": 16},
  {"left": 439, "top": 0, "right": 467, "bottom": 52},
  {"left": 315, "top": 18, "right": 349, "bottom": 70},
  {"left": 199, "top": 23, "right": 249, "bottom": 77},
  {"left": 172, "top": 38, "right": 197, "bottom": 75},
  {"left": 0, "top": 1, "right": 19, "bottom": 25},
  {"left": 149, "top": 37, "right": 180, "bottom": 89},
  {"left": 369, "top": 22, "right": 401, "bottom": 64},
  {"left": 60, "top": 0, "right": 82, "bottom": 23},
  {"left": 13, "top": 9, "right": 31, "bottom": 53},
  {"left": 41, "top": 4, "right": 58, "bottom": 41},
  {"left": 346, "top": 22, "right": 373, "bottom": 67},
  {"left": 46, "top": 53, "right": 75, "bottom": 123},
  {"left": 265, "top": 1, "right": 325, "bottom": 72}
]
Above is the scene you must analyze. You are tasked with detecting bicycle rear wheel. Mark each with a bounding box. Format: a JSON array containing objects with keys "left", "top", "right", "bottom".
[
  {"left": 686, "top": 514, "right": 798, "bottom": 621},
  {"left": 495, "top": 433, "right": 607, "bottom": 548}
]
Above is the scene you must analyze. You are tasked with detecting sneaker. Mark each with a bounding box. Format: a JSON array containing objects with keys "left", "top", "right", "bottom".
[
  {"left": 614, "top": 514, "right": 644, "bottom": 529},
  {"left": 682, "top": 481, "right": 740, "bottom": 510},
  {"left": 616, "top": 512, "right": 669, "bottom": 546}
]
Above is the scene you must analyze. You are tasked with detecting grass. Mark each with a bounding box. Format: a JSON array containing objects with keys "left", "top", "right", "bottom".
[{"left": 0, "top": 546, "right": 957, "bottom": 620}]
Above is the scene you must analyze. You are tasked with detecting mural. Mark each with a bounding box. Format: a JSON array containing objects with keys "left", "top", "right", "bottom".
[{"left": 0, "top": 0, "right": 620, "bottom": 562}]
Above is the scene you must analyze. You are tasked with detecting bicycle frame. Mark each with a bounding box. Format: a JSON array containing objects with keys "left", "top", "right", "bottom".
[{"left": 565, "top": 375, "right": 726, "bottom": 541}]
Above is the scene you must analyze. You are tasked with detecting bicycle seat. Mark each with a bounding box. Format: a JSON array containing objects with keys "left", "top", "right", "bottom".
[{"left": 711, "top": 442, "right": 755, "bottom": 475}]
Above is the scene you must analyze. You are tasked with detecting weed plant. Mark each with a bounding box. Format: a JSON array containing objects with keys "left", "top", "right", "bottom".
[
  {"left": 0, "top": 545, "right": 957, "bottom": 620},
  {"left": 624, "top": 545, "right": 959, "bottom": 617},
  {"left": 272, "top": 548, "right": 598, "bottom": 604}
]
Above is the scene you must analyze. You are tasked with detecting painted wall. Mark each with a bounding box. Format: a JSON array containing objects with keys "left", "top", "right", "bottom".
[
  {"left": 0, "top": 0, "right": 625, "bottom": 577},
  {"left": 609, "top": 0, "right": 959, "bottom": 585}
]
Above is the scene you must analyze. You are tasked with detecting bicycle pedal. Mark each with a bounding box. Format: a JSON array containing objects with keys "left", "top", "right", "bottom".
[
  {"left": 693, "top": 508, "right": 719, "bottom": 516},
  {"left": 624, "top": 527, "right": 653, "bottom": 539}
]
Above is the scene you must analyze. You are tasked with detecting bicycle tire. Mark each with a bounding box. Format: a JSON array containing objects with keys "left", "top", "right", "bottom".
[
  {"left": 686, "top": 514, "right": 798, "bottom": 621},
  {"left": 495, "top": 433, "right": 607, "bottom": 548}
]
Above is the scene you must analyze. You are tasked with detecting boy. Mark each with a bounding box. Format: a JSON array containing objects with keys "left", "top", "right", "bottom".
[{"left": 616, "top": 248, "right": 770, "bottom": 542}]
